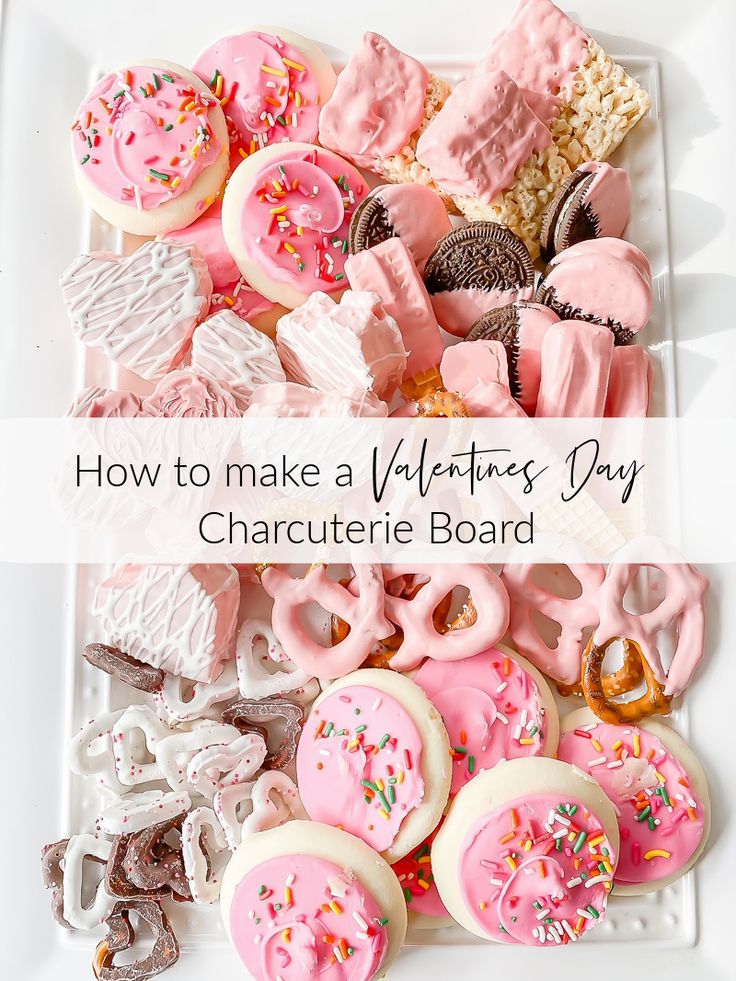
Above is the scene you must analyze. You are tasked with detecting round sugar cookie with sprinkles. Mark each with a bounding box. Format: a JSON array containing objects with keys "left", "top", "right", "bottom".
[
  {"left": 558, "top": 708, "right": 710, "bottom": 895},
  {"left": 413, "top": 644, "right": 560, "bottom": 799},
  {"left": 295, "top": 669, "right": 451, "bottom": 864},
  {"left": 432, "top": 757, "right": 620, "bottom": 945},
  {"left": 193, "top": 27, "right": 337, "bottom": 160},
  {"left": 222, "top": 141, "right": 368, "bottom": 309},
  {"left": 220, "top": 821, "right": 407, "bottom": 981},
  {"left": 71, "top": 61, "right": 229, "bottom": 235}
]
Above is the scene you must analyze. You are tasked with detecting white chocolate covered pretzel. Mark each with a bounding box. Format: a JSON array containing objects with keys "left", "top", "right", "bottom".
[
  {"left": 68, "top": 710, "right": 129, "bottom": 795},
  {"left": 155, "top": 661, "right": 239, "bottom": 725},
  {"left": 61, "top": 834, "right": 114, "bottom": 931},
  {"left": 155, "top": 722, "right": 241, "bottom": 794},
  {"left": 235, "top": 618, "right": 315, "bottom": 699},
  {"left": 97, "top": 790, "right": 191, "bottom": 836},
  {"left": 111, "top": 705, "right": 170, "bottom": 787},
  {"left": 240, "top": 771, "right": 307, "bottom": 839},
  {"left": 182, "top": 806, "right": 229, "bottom": 904},
  {"left": 187, "top": 731, "right": 267, "bottom": 800}
]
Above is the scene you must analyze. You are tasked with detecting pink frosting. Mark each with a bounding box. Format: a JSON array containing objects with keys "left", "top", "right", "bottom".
[
  {"left": 574, "top": 162, "right": 632, "bottom": 239},
  {"left": 345, "top": 239, "right": 444, "bottom": 384},
  {"left": 509, "top": 302, "right": 560, "bottom": 415},
  {"left": 392, "top": 824, "right": 448, "bottom": 919},
  {"left": 558, "top": 722, "right": 706, "bottom": 885},
  {"left": 244, "top": 382, "right": 388, "bottom": 418},
  {"left": 415, "top": 71, "right": 552, "bottom": 204},
  {"left": 541, "top": 238, "right": 653, "bottom": 337},
  {"left": 370, "top": 184, "right": 452, "bottom": 271},
  {"left": 164, "top": 201, "right": 273, "bottom": 318},
  {"left": 473, "top": 0, "right": 590, "bottom": 125},
  {"left": 229, "top": 854, "right": 388, "bottom": 980},
  {"left": 67, "top": 385, "right": 142, "bottom": 418},
  {"left": 296, "top": 685, "right": 425, "bottom": 853},
  {"left": 459, "top": 793, "right": 615, "bottom": 944},
  {"left": 441, "top": 341, "right": 509, "bottom": 395},
  {"left": 193, "top": 32, "right": 324, "bottom": 155},
  {"left": 463, "top": 381, "right": 528, "bottom": 418},
  {"left": 72, "top": 66, "right": 223, "bottom": 209},
  {"left": 237, "top": 146, "right": 366, "bottom": 295},
  {"left": 276, "top": 290, "right": 406, "bottom": 399},
  {"left": 430, "top": 285, "right": 535, "bottom": 337},
  {"left": 319, "top": 33, "right": 429, "bottom": 169},
  {"left": 605, "top": 346, "right": 651, "bottom": 417},
  {"left": 414, "top": 649, "right": 549, "bottom": 798},
  {"left": 142, "top": 369, "right": 240, "bottom": 417},
  {"left": 535, "top": 321, "right": 613, "bottom": 418}
]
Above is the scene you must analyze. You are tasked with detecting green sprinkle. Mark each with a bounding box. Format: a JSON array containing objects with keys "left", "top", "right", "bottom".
[
  {"left": 80, "top": 154, "right": 90, "bottom": 165},
  {"left": 323, "top": 722, "right": 334, "bottom": 737},
  {"left": 209, "top": 69, "right": 221, "bottom": 88},
  {"left": 361, "top": 779, "right": 378, "bottom": 791},
  {"left": 341, "top": 240, "right": 348, "bottom": 254},
  {"left": 647, "top": 817, "right": 657, "bottom": 831},
  {"left": 161, "top": 73, "right": 175, "bottom": 83},
  {"left": 148, "top": 168, "right": 170, "bottom": 181},
  {"left": 297, "top": 262, "right": 305, "bottom": 272},
  {"left": 636, "top": 805, "right": 652, "bottom": 823},
  {"left": 254, "top": 917, "right": 261, "bottom": 925},
  {"left": 377, "top": 790, "right": 391, "bottom": 812},
  {"left": 377, "top": 917, "right": 389, "bottom": 927},
  {"left": 334, "top": 272, "right": 345, "bottom": 281},
  {"left": 388, "top": 785, "right": 396, "bottom": 805},
  {"left": 657, "top": 786, "right": 671, "bottom": 807},
  {"left": 529, "top": 725, "right": 538, "bottom": 737},
  {"left": 555, "top": 837, "right": 563, "bottom": 851},
  {"left": 468, "top": 755, "right": 476, "bottom": 774},
  {"left": 152, "top": 73, "right": 161, "bottom": 91},
  {"left": 532, "top": 901, "right": 542, "bottom": 910},
  {"left": 113, "top": 90, "right": 126, "bottom": 101},
  {"left": 164, "top": 123, "right": 174, "bottom": 132},
  {"left": 355, "top": 725, "right": 367, "bottom": 733},
  {"left": 572, "top": 831, "right": 587, "bottom": 854},
  {"left": 354, "top": 708, "right": 361, "bottom": 716},
  {"left": 347, "top": 947, "right": 354, "bottom": 957},
  {"left": 403, "top": 887, "right": 412, "bottom": 903},
  {"left": 378, "top": 733, "right": 390, "bottom": 750},
  {"left": 388, "top": 777, "right": 397, "bottom": 785},
  {"left": 363, "top": 795, "right": 372, "bottom": 804},
  {"left": 258, "top": 885, "right": 266, "bottom": 896},
  {"left": 274, "top": 903, "right": 282, "bottom": 911},
  {"left": 86, "top": 137, "right": 93, "bottom": 148},
  {"left": 586, "top": 905, "right": 600, "bottom": 919},
  {"left": 139, "top": 85, "right": 148, "bottom": 97}
]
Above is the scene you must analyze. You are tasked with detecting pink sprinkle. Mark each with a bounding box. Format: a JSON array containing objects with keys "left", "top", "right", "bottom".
[
  {"left": 632, "top": 842, "right": 642, "bottom": 866},
  {"left": 125, "top": 131, "right": 135, "bottom": 145}
]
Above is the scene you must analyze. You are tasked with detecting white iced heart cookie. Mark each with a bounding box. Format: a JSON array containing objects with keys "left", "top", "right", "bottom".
[
  {"left": 68, "top": 709, "right": 131, "bottom": 795},
  {"left": 97, "top": 789, "right": 191, "bottom": 836},
  {"left": 235, "top": 618, "right": 315, "bottom": 699},
  {"left": 60, "top": 241, "right": 212, "bottom": 381},
  {"left": 187, "top": 731, "right": 267, "bottom": 800},
  {"left": 111, "top": 704, "right": 171, "bottom": 787},
  {"left": 93, "top": 563, "right": 240, "bottom": 684},
  {"left": 182, "top": 806, "right": 229, "bottom": 904},
  {"left": 276, "top": 290, "right": 407, "bottom": 399},
  {"left": 155, "top": 660, "right": 239, "bottom": 725},
  {"left": 190, "top": 311, "right": 286, "bottom": 410},
  {"left": 240, "top": 771, "right": 307, "bottom": 838},
  {"left": 156, "top": 722, "right": 241, "bottom": 794},
  {"left": 60, "top": 835, "right": 114, "bottom": 931}
]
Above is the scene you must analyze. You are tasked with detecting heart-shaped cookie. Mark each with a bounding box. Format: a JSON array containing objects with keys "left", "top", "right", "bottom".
[
  {"left": 93, "top": 563, "right": 239, "bottom": 684},
  {"left": 60, "top": 241, "right": 212, "bottom": 381}
]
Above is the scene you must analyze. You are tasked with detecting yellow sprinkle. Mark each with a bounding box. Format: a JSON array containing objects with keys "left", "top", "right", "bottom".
[
  {"left": 295, "top": 92, "right": 302, "bottom": 108},
  {"left": 505, "top": 856, "right": 517, "bottom": 871},
  {"left": 655, "top": 770, "right": 666, "bottom": 784},
  {"left": 479, "top": 901, "right": 487, "bottom": 911},
  {"left": 183, "top": 100, "right": 196, "bottom": 111},
  {"left": 329, "top": 901, "right": 343, "bottom": 916},
  {"left": 177, "top": 113, "right": 187, "bottom": 124},
  {"left": 272, "top": 179, "right": 284, "bottom": 192},
  {"left": 282, "top": 57, "right": 307, "bottom": 72},
  {"left": 379, "top": 809, "right": 390, "bottom": 820},
  {"left": 592, "top": 739, "right": 603, "bottom": 752},
  {"left": 588, "top": 835, "right": 605, "bottom": 848},
  {"left": 376, "top": 779, "right": 385, "bottom": 793},
  {"left": 215, "top": 74, "right": 224, "bottom": 99},
  {"left": 612, "top": 740, "right": 623, "bottom": 751},
  {"left": 523, "top": 839, "right": 532, "bottom": 852},
  {"left": 519, "top": 738, "right": 535, "bottom": 746},
  {"left": 170, "top": 176, "right": 181, "bottom": 189},
  {"left": 282, "top": 928, "right": 291, "bottom": 943},
  {"left": 397, "top": 771, "right": 405, "bottom": 784},
  {"left": 224, "top": 296, "right": 235, "bottom": 307},
  {"left": 633, "top": 734, "right": 641, "bottom": 758},
  {"left": 417, "top": 879, "right": 430, "bottom": 891},
  {"left": 285, "top": 887, "right": 293, "bottom": 906},
  {"left": 261, "top": 64, "right": 287, "bottom": 77},
  {"left": 644, "top": 849, "right": 672, "bottom": 861},
  {"left": 270, "top": 205, "right": 287, "bottom": 215},
  {"left": 283, "top": 242, "right": 297, "bottom": 254},
  {"left": 418, "top": 856, "right": 431, "bottom": 865},
  {"left": 239, "top": 147, "right": 248, "bottom": 159}
]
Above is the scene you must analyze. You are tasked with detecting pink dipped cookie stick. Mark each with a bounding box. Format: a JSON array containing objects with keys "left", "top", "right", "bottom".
[
  {"left": 535, "top": 320, "right": 613, "bottom": 417},
  {"left": 605, "top": 345, "right": 652, "bottom": 417}
]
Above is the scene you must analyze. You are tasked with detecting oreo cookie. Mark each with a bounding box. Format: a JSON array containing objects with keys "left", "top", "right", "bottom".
[
  {"left": 423, "top": 222, "right": 535, "bottom": 337},
  {"left": 467, "top": 301, "right": 559, "bottom": 415},
  {"left": 540, "top": 162, "right": 632, "bottom": 261},
  {"left": 348, "top": 183, "right": 452, "bottom": 270}
]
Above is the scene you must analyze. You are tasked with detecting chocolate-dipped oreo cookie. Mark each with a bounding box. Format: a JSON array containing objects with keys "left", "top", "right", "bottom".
[
  {"left": 349, "top": 183, "right": 452, "bottom": 270},
  {"left": 536, "top": 238, "right": 652, "bottom": 344},
  {"left": 467, "top": 301, "right": 559, "bottom": 414},
  {"left": 540, "top": 162, "right": 632, "bottom": 260},
  {"left": 423, "top": 222, "right": 535, "bottom": 337}
]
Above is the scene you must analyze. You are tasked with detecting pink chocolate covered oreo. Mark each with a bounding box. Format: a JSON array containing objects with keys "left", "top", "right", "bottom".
[{"left": 537, "top": 238, "right": 653, "bottom": 342}]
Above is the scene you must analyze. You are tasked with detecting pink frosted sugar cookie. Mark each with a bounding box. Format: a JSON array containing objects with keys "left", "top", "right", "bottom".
[
  {"left": 413, "top": 647, "right": 559, "bottom": 798},
  {"left": 537, "top": 238, "right": 653, "bottom": 343},
  {"left": 141, "top": 369, "right": 240, "bottom": 417},
  {"left": 66, "top": 385, "right": 142, "bottom": 418},
  {"left": 558, "top": 709, "right": 710, "bottom": 894},
  {"left": 535, "top": 320, "right": 614, "bottom": 417},
  {"left": 93, "top": 563, "right": 240, "bottom": 683},
  {"left": 190, "top": 311, "right": 286, "bottom": 411},
  {"left": 222, "top": 142, "right": 368, "bottom": 309},
  {"left": 244, "top": 382, "right": 388, "bottom": 418},
  {"left": 276, "top": 291, "right": 407, "bottom": 400},
  {"left": 220, "top": 822, "right": 407, "bottom": 981},
  {"left": 163, "top": 200, "right": 281, "bottom": 330},
  {"left": 60, "top": 240, "right": 212, "bottom": 381},
  {"left": 348, "top": 183, "right": 452, "bottom": 272},
  {"left": 432, "top": 757, "right": 620, "bottom": 945},
  {"left": 193, "top": 28, "right": 336, "bottom": 157},
  {"left": 296, "top": 670, "right": 451, "bottom": 863},
  {"left": 71, "top": 61, "right": 228, "bottom": 235},
  {"left": 466, "top": 301, "right": 560, "bottom": 415}
]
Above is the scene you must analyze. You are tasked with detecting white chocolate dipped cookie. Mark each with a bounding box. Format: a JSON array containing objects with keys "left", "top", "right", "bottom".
[
  {"left": 71, "top": 61, "right": 229, "bottom": 235},
  {"left": 193, "top": 26, "right": 336, "bottom": 157},
  {"left": 432, "top": 756, "right": 619, "bottom": 945},
  {"left": 220, "top": 821, "right": 407, "bottom": 981},
  {"left": 296, "top": 669, "right": 451, "bottom": 863},
  {"left": 558, "top": 707, "right": 710, "bottom": 895},
  {"left": 222, "top": 141, "right": 368, "bottom": 309}
]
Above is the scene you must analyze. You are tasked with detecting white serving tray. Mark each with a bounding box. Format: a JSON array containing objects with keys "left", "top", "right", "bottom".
[{"left": 2, "top": 3, "right": 734, "bottom": 981}]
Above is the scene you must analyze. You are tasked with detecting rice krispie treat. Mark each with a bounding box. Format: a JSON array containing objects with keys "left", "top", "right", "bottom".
[
  {"left": 318, "top": 32, "right": 453, "bottom": 197},
  {"left": 473, "top": 0, "right": 651, "bottom": 167}
]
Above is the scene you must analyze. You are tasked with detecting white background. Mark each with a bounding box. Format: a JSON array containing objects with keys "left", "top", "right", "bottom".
[{"left": 1, "top": 1, "right": 735, "bottom": 978}]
